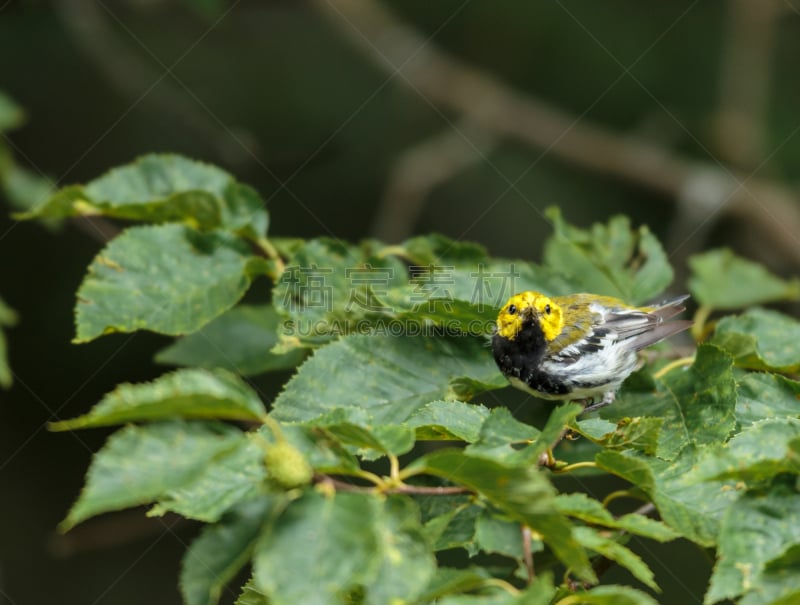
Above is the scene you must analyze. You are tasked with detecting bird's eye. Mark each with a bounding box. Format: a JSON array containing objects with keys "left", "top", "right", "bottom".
[
  {"left": 508, "top": 304, "right": 517, "bottom": 315},
  {"left": 545, "top": 304, "right": 551, "bottom": 315}
]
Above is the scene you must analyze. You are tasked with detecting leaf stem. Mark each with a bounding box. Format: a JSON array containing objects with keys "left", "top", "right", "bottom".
[
  {"left": 691, "top": 304, "right": 713, "bottom": 341},
  {"left": 388, "top": 453, "right": 401, "bottom": 483},
  {"left": 481, "top": 578, "right": 520, "bottom": 596},
  {"left": 653, "top": 356, "right": 695, "bottom": 379},
  {"left": 602, "top": 489, "right": 648, "bottom": 508},
  {"left": 255, "top": 237, "right": 286, "bottom": 278},
  {"left": 552, "top": 461, "right": 598, "bottom": 474}
]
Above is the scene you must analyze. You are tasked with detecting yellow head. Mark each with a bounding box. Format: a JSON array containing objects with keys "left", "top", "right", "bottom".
[{"left": 496, "top": 291, "right": 564, "bottom": 342}]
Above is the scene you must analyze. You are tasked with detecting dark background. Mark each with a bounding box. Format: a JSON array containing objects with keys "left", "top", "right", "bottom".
[{"left": 2, "top": 1, "right": 800, "bottom": 603}]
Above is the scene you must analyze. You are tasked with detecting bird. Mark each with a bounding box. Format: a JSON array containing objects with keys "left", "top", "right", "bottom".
[{"left": 491, "top": 291, "right": 692, "bottom": 411}]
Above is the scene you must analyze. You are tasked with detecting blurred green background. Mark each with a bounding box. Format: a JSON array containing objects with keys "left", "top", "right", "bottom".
[{"left": 2, "top": 0, "right": 799, "bottom": 603}]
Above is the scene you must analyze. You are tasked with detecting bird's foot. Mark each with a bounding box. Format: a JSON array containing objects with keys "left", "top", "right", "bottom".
[{"left": 582, "top": 391, "right": 615, "bottom": 414}]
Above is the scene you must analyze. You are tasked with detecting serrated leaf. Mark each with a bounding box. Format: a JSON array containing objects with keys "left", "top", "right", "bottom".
[
  {"left": 22, "top": 154, "right": 269, "bottom": 237},
  {"left": 433, "top": 574, "right": 556, "bottom": 605},
  {"left": 573, "top": 526, "right": 658, "bottom": 590},
  {"left": 697, "top": 418, "right": 800, "bottom": 485},
  {"left": 416, "top": 567, "right": 492, "bottom": 602},
  {"left": 271, "top": 334, "right": 503, "bottom": 425},
  {"left": 361, "top": 496, "right": 437, "bottom": 605},
  {"left": 408, "top": 450, "right": 595, "bottom": 583},
  {"left": 613, "top": 513, "right": 680, "bottom": 543},
  {"left": 575, "top": 416, "right": 663, "bottom": 455},
  {"left": 554, "top": 493, "right": 677, "bottom": 542},
  {"left": 605, "top": 344, "right": 736, "bottom": 460},
  {"left": 527, "top": 403, "right": 583, "bottom": 459},
  {"left": 180, "top": 497, "right": 275, "bottom": 605},
  {"left": 712, "top": 309, "right": 800, "bottom": 373},
  {"left": 555, "top": 493, "right": 617, "bottom": 525},
  {"left": 0, "top": 91, "right": 25, "bottom": 132},
  {"left": 50, "top": 369, "right": 266, "bottom": 431},
  {"left": 543, "top": 207, "right": 671, "bottom": 304},
  {"left": 258, "top": 424, "right": 359, "bottom": 475},
  {"left": 315, "top": 416, "right": 416, "bottom": 459},
  {"left": 151, "top": 437, "right": 267, "bottom": 522},
  {"left": 688, "top": 248, "right": 800, "bottom": 310},
  {"left": 474, "top": 509, "right": 531, "bottom": 559},
  {"left": 739, "top": 545, "right": 800, "bottom": 605},
  {"left": 74, "top": 224, "right": 267, "bottom": 342},
  {"left": 405, "top": 400, "right": 491, "bottom": 442},
  {"left": 62, "top": 421, "right": 244, "bottom": 530},
  {"left": 253, "top": 491, "right": 380, "bottom": 604},
  {"left": 466, "top": 407, "right": 540, "bottom": 461},
  {"left": 426, "top": 503, "right": 481, "bottom": 553},
  {"left": 273, "top": 238, "right": 406, "bottom": 346},
  {"left": 735, "top": 373, "right": 800, "bottom": 428},
  {"left": 156, "top": 305, "right": 307, "bottom": 375},
  {"left": 597, "top": 447, "right": 741, "bottom": 546},
  {"left": 707, "top": 487, "right": 800, "bottom": 604},
  {"left": 568, "top": 585, "right": 659, "bottom": 605},
  {"left": 253, "top": 491, "right": 434, "bottom": 605},
  {"left": 235, "top": 579, "right": 268, "bottom": 605}
]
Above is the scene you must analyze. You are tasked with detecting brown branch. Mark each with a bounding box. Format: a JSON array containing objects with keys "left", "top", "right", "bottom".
[{"left": 314, "top": 0, "right": 800, "bottom": 266}]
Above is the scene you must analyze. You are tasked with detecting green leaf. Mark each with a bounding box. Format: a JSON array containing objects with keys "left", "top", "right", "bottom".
[
  {"left": 575, "top": 416, "right": 663, "bottom": 456},
  {"left": 433, "top": 574, "right": 556, "bottom": 605},
  {"left": 273, "top": 238, "right": 406, "bottom": 346},
  {"left": 555, "top": 493, "right": 678, "bottom": 542},
  {"left": 416, "top": 567, "right": 491, "bottom": 602},
  {"left": 426, "top": 503, "right": 481, "bottom": 553},
  {"left": 739, "top": 545, "right": 800, "bottom": 605},
  {"left": 361, "top": 496, "right": 437, "bottom": 605},
  {"left": 156, "top": 305, "right": 307, "bottom": 375},
  {"left": 253, "top": 491, "right": 379, "bottom": 604},
  {"left": 22, "top": 154, "right": 269, "bottom": 237},
  {"left": 180, "top": 497, "right": 274, "bottom": 605},
  {"left": 712, "top": 309, "right": 800, "bottom": 373},
  {"left": 50, "top": 369, "right": 266, "bottom": 430},
  {"left": 597, "top": 447, "right": 741, "bottom": 546},
  {"left": 543, "top": 207, "right": 672, "bottom": 304},
  {"left": 613, "top": 513, "right": 680, "bottom": 543},
  {"left": 466, "top": 407, "right": 540, "bottom": 462},
  {"left": 688, "top": 248, "right": 800, "bottom": 310},
  {"left": 271, "top": 334, "right": 503, "bottom": 425},
  {"left": 258, "top": 424, "right": 359, "bottom": 475},
  {"left": 409, "top": 450, "right": 595, "bottom": 583},
  {"left": 605, "top": 344, "right": 736, "bottom": 460},
  {"left": 150, "top": 436, "right": 267, "bottom": 522},
  {"left": 62, "top": 420, "right": 244, "bottom": 530},
  {"left": 474, "top": 509, "right": 530, "bottom": 559},
  {"left": 405, "top": 400, "right": 491, "bottom": 442},
  {"left": 573, "top": 526, "right": 658, "bottom": 590},
  {"left": 567, "top": 585, "right": 659, "bottom": 605},
  {"left": 735, "top": 373, "right": 800, "bottom": 428},
  {"left": 74, "top": 224, "right": 267, "bottom": 343},
  {"left": 235, "top": 579, "right": 268, "bottom": 605},
  {"left": 707, "top": 487, "right": 800, "bottom": 604},
  {"left": 315, "top": 416, "right": 416, "bottom": 459},
  {"left": 697, "top": 418, "right": 800, "bottom": 484},
  {"left": 0, "top": 91, "right": 25, "bottom": 132},
  {"left": 0, "top": 296, "right": 17, "bottom": 389},
  {"left": 253, "top": 491, "right": 435, "bottom": 605}
]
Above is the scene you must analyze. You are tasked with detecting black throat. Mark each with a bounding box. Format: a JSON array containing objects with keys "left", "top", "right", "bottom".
[{"left": 491, "top": 318, "right": 547, "bottom": 380}]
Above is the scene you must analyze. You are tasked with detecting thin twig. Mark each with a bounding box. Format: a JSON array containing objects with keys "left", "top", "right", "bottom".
[
  {"left": 314, "top": 473, "right": 470, "bottom": 495},
  {"left": 521, "top": 525, "right": 535, "bottom": 584}
]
